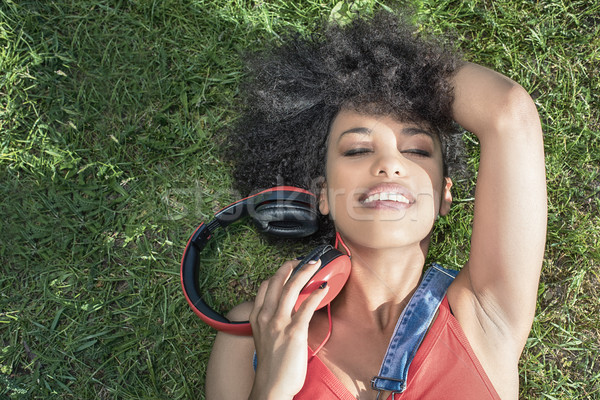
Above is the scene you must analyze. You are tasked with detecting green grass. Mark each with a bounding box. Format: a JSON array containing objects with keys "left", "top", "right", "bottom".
[{"left": 1, "top": 0, "right": 598, "bottom": 398}]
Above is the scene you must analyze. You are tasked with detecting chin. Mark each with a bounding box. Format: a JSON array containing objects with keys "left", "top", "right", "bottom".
[{"left": 339, "top": 219, "right": 435, "bottom": 251}]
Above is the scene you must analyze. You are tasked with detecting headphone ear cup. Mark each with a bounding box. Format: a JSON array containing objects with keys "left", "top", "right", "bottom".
[
  {"left": 292, "top": 246, "right": 351, "bottom": 312},
  {"left": 252, "top": 202, "right": 319, "bottom": 238}
]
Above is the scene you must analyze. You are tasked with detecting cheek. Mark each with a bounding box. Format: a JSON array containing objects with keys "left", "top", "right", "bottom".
[
  {"left": 425, "top": 159, "right": 445, "bottom": 193},
  {"left": 323, "top": 160, "right": 351, "bottom": 216},
  {"left": 325, "top": 179, "right": 353, "bottom": 219}
]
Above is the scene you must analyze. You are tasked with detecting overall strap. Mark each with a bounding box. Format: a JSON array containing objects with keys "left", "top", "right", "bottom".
[{"left": 371, "top": 264, "right": 458, "bottom": 396}]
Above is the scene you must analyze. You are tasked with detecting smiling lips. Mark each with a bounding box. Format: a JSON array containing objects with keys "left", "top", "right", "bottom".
[
  {"left": 363, "top": 192, "right": 410, "bottom": 204},
  {"left": 359, "top": 183, "right": 415, "bottom": 210}
]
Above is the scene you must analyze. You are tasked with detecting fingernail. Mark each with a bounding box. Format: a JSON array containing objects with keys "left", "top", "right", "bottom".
[{"left": 308, "top": 259, "right": 318, "bottom": 265}]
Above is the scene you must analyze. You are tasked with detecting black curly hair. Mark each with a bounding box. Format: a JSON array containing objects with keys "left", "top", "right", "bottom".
[{"left": 228, "top": 11, "right": 464, "bottom": 242}]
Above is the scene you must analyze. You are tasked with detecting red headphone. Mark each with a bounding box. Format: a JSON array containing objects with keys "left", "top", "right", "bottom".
[{"left": 180, "top": 186, "right": 351, "bottom": 336}]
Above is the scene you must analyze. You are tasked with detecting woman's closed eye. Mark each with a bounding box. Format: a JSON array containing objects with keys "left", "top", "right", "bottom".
[
  {"left": 343, "top": 148, "right": 373, "bottom": 157},
  {"left": 401, "top": 149, "right": 431, "bottom": 158},
  {"left": 343, "top": 148, "right": 431, "bottom": 158}
]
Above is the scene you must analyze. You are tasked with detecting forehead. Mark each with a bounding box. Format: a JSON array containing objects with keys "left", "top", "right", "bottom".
[{"left": 328, "top": 109, "right": 441, "bottom": 145}]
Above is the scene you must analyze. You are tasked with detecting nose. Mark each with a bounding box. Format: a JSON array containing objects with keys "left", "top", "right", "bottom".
[{"left": 372, "top": 149, "right": 407, "bottom": 178}]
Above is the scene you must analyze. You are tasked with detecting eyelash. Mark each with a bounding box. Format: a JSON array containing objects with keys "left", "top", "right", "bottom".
[
  {"left": 343, "top": 148, "right": 372, "bottom": 156},
  {"left": 343, "top": 148, "right": 430, "bottom": 158},
  {"left": 402, "top": 149, "right": 431, "bottom": 158}
]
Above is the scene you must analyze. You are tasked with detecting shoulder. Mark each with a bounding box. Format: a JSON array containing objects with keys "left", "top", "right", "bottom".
[
  {"left": 205, "top": 301, "right": 256, "bottom": 400},
  {"left": 227, "top": 300, "right": 255, "bottom": 320}
]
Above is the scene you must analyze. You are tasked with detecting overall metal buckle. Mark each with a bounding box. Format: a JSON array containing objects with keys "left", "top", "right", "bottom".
[{"left": 371, "top": 376, "right": 404, "bottom": 399}]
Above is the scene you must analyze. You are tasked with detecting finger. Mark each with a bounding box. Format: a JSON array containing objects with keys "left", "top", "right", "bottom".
[
  {"left": 253, "top": 279, "right": 270, "bottom": 310},
  {"left": 293, "top": 284, "right": 331, "bottom": 327},
  {"left": 277, "top": 259, "right": 323, "bottom": 314},
  {"left": 260, "top": 261, "right": 297, "bottom": 313},
  {"left": 249, "top": 279, "right": 270, "bottom": 323}
]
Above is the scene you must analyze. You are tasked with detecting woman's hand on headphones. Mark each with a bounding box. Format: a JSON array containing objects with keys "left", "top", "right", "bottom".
[{"left": 248, "top": 258, "right": 330, "bottom": 400}]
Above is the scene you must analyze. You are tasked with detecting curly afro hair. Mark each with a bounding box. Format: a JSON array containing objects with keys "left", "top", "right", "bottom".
[{"left": 227, "top": 11, "right": 464, "bottom": 242}]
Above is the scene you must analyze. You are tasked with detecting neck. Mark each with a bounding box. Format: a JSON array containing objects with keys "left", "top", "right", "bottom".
[{"left": 332, "top": 238, "right": 431, "bottom": 331}]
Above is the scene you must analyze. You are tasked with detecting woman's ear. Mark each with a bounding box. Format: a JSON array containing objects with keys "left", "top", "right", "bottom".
[
  {"left": 317, "top": 178, "right": 330, "bottom": 216},
  {"left": 439, "top": 177, "right": 453, "bottom": 216}
]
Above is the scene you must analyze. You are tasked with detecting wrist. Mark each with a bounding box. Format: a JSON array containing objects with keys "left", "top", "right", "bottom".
[
  {"left": 249, "top": 370, "right": 295, "bottom": 400},
  {"left": 249, "top": 386, "right": 294, "bottom": 400}
]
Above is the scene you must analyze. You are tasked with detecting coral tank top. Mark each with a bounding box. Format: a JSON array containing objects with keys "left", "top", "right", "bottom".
[{"left": 293, "top": 297, "right": 501, "bottom": 400}]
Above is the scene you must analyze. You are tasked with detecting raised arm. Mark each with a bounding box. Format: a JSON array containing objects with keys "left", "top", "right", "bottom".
[{"left": 447, "top": 63, "right": 547, "bottom": 353}]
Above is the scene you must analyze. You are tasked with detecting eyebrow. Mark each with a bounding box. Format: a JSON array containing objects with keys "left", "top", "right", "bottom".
[
  {"left": 337, "top": 126, "right": 435, "bottom": 143},
  {"left": 402, "top": 127, "right": 435, "bottom": 139}
]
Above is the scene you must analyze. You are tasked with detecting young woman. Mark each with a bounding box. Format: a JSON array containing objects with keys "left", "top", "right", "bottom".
[{"left": 205, "top": 11, "right": 546, "bottom": 400}]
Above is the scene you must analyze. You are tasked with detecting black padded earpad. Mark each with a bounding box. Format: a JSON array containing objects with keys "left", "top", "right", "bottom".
[{"left": 252, "top": 202, "right": 318, "bottom": 238}]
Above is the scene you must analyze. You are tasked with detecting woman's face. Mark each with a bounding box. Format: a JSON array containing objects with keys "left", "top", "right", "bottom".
[{"left": 320, "top": 109, "right": 452, "bottom": 250}]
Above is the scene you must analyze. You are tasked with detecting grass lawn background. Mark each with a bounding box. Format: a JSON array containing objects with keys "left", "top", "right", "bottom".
[{"left": 1, "top": 0, "right": 599, "bottom": 398}]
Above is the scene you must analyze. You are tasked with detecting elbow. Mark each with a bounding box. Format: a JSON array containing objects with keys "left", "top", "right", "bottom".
[{"left": 493, "top": 84, "right": 542, "bottom": 136}]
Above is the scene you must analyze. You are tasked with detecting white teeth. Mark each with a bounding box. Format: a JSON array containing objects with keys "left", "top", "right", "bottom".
[{"left": 364, "top": 192, "right": 409, "bottom": 204}]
